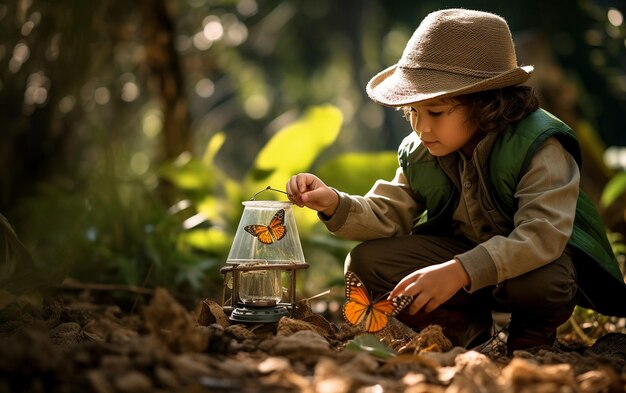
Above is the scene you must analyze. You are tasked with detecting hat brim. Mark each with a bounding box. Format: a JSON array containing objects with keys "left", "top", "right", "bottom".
[{"left": 366, "top": 64, "right": 533, "bottom": 107}]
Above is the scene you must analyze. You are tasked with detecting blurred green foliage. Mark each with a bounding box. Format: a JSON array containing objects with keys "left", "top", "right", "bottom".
[
  {"left": 316, "top": 152, "right": 399, "bottom": 196},
  {"left": 601, "top": 172, "right": 626, "bottom": 208}
]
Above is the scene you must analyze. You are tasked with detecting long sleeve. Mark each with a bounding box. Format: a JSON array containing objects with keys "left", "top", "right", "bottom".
[
  {"left": 320, "top": 167, "right": 424, "bottom": 240},
  {"left": 456, "top": 137, "right": 580, "bottom": 292}
]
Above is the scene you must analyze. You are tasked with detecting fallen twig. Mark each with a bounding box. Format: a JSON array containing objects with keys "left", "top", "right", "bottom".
[
  {"left": 59, "top": 278, "right": 154, "bottom": 295},
  {"left": 568, "top": 316, "right": 595, "bottom": 346}
]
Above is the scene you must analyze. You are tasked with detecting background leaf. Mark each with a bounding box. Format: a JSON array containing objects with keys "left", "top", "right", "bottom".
[
  {"left": 600, "top": 172, "right": 626, "bottom": 207},
  {"left": 315, "top": 151, "right": 399, "bottom": 195},
  {"left": 245, "top": 105, "right": 343, "bottom": 196}
]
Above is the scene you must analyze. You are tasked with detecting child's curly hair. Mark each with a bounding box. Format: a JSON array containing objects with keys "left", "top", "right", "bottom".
[
  {"left": 402, "top": 86, "right": 539, "bottom": 135},
  {"left": 457, "top": 86, "right": 539, "bottom": 134}
]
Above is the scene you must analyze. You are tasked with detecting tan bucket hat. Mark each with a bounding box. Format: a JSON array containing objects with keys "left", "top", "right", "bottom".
[{"left": 366, "top": 8, "right": 533, "bottom": 107}]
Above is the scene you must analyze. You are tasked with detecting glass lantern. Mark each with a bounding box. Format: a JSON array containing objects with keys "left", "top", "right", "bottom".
[{"left": 221, "top": 200, "right": 308, "bottom": 323}]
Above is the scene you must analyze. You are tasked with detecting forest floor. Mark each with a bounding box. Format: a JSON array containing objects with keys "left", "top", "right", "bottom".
[{"left": 0, "top": 287, "right": 625, "bottom": 393}]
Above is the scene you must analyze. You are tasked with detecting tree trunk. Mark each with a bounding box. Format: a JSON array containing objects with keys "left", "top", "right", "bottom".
[{"left": 140, "top": 0, "right": 190, "bottom": 159}]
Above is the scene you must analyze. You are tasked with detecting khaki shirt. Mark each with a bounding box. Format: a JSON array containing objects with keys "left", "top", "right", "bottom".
[{"left": 322, "top": 136, "right": 580, "bottom": 293}]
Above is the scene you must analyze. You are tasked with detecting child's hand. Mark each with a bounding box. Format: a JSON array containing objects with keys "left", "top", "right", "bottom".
[
  {"left": 286, "top": 173, "right": 339, "bottom": 217},
  {"left": 389, "top": 259, "right": 470, "bottom": 315}
]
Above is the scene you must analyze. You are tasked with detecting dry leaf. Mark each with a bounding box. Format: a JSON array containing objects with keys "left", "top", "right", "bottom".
[
  {"left": 196, "top": 299, "right": 230, "bottom": 328},
  {"left": 143, "top": 287, "right": 209, "bottom": 352},
  {"left": 502, "top": 358, "right": 577, "bottom": 390},
  {"left": 277, "top": 316, "right": 330, "bottom": 337},
  {"left": 397, "top": 325, "right": 453, "bottom": 354}
]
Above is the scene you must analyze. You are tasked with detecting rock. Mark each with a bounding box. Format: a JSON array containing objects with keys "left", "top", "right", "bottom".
[
  {"left": 271, "top": 330, "right": 332, "bottom": 357},
  {"left": 501, "top": 358, "right": 577, "bottom": 391},
  {"left": 585, "top": 332, "right": 626, "bottom": 363},
  {"left": 113, "top": 371, "right": 153, "bottom": 393},
  {"left": 49, "top": 321, "right": 84, "bottom": 348}
]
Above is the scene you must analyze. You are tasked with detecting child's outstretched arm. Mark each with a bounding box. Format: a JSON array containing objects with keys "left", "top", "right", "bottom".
[{"left": 286, "top": 173, "right": 339, "bottom": 217}]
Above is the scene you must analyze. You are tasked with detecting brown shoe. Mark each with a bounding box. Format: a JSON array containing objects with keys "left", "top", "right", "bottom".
[
  {"left": 506, "top": 322, "right": 556, "bottom": 356},
  {"left": 397, "top": 307, "right": 492, "bottom": 348}
]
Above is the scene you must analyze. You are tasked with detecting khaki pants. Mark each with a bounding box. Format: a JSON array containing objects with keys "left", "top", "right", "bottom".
[{"left": 345, "top": 235, "right": 579, "bottom": 347}]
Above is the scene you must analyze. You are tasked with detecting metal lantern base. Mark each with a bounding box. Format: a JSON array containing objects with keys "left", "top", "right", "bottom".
[{"left": 229, "top": 304, "right": 290, "bottom": 323}]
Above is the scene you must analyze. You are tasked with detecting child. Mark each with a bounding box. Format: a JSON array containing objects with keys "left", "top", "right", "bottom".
[{"left": 286, "top": 8, "right": 626, "bottom": 353}]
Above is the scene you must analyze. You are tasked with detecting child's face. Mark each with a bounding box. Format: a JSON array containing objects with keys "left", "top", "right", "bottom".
[{"left": 408, "top": 100, "right": 477, "bottom": 157}]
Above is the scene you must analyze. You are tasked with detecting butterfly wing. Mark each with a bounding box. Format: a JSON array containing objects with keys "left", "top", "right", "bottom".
[
  {"left": 267, "top": 209, "right": 286, "bottom": 241},
  {"left": 364, "top": 300, "right": 393, "bottom": 333},
  {"left": 343, "top": 302, "right": 370, "bottom": 327},
  {"left": 343, "top": 271, "right": 413, "bottom": 333},
  {"left": 342, "top": 271, "right": 371, "bottom": 327},
  {"left": 365, "top": 296, "right": 413, "bottom": 333},
  {"left": 244, "top": 225, "right": 273, "bottom": 244}
]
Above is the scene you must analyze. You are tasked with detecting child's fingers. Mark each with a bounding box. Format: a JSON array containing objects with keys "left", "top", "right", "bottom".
[
  {"left": 389, "top": 278, "right": 412, "bottom": 299},
  {"left": 286, "top": 176, "right": 298, "bottom": 196},
  {"left": 287, "top": 194, "right": 304, "bottom": 207},
  {"left": 297, "top": 173, "right": 316, "bottom": 193},
  {"left": 287, "top": 173, "right": 313, "bottom": 194},
  {"left": 298, "top": 176, "right": 308, "bottom": 193},
  {"left": 388, "top": 287, "right": 401, "bottom": 299},
  {"left": 408, "top": 294, "right": 432, "bottom": 315},
  {"left": 286, "top": 176, "right": 305, "bottom": 206},
  {"left": 300, "top": 186, "right": 326, "bottom": 203},
  {"left": 423, "top": 299, "right": 440, "bottom": 313},
  {"left": 402, "top": 279, "right": 433, "bottom": 314}
]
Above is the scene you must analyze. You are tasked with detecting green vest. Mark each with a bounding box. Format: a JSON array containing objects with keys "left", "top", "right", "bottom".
[{"left": 399, "top": 109, "right": 626, "bottom": 316}]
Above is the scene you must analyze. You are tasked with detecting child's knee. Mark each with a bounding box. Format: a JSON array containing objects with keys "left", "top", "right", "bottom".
[
  {"left": 344, "top": 241, "right": 379, "bottom": 279},
  {"left": 510, "top": 280, "right": 571, "bottom": 306},
  {"left": 497, "top": 270, "right": 577, "bottom": 313}
]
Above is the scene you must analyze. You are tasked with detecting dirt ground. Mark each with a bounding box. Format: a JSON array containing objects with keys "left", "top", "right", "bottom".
[{"left": 0, "top": 287, "right": 624, "bottom": 393}]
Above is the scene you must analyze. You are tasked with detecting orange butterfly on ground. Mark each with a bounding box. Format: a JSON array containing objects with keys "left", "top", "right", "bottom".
[
  {"left": 244, "top": 209, "right": 287, "bottom": 245},
  {"left": 342, "top": 271, "right": 413, "bottom": 333}
]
